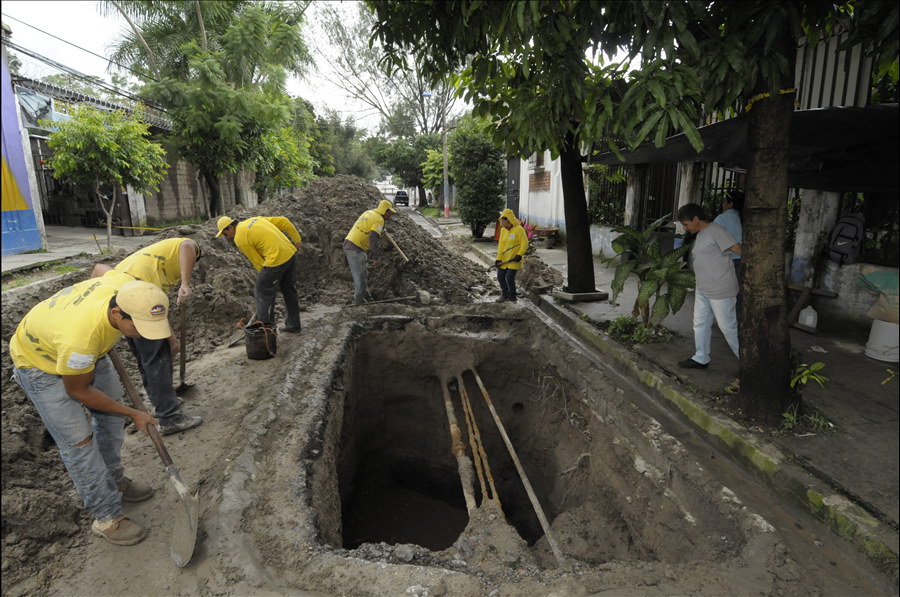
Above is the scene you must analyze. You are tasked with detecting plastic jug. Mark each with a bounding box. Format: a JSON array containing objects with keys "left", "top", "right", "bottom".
[{"left": 799, "top": 305, "right": 818, "bottom": 330}]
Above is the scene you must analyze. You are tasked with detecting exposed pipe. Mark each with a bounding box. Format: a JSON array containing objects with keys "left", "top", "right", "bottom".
[
  {"left": 457, "top": 375, "right": 501, "bottom": 507},
  {"left": 471, "top": 368, "right": 567, "bottom": 568},
  {"left": 440, "top": 378, "right": 477, "bottom": 513}
]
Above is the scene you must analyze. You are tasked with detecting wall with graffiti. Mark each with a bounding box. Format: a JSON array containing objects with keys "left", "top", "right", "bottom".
[{"left": 2, "top": 46, "right": 42, "bottom": 255}]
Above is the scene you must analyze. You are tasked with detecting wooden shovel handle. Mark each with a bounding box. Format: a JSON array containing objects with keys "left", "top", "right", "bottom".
[
  {"left": 179, "top": 306, "right": 187, "bottom": 382},
  {"left": 108, "top": 347, "right": 175, "bottom": 468}
]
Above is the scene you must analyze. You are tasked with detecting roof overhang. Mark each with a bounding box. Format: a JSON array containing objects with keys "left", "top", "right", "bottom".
[{"left": 593, "top": 104, "right": 899, "bottom": 194}]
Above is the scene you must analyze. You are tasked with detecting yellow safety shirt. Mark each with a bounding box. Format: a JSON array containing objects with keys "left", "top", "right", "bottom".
[
  {"left": 10, "top": 277, "right": 126, "bottom": 375},
  {"left": 110, "top": 237, "right": 189, "bottom": 291},
  {"left": 235, "top": 216, "right": 301, "bottom": 271},
  {"left": 345, "top": 209, "right": 385, "bottom": 251}
]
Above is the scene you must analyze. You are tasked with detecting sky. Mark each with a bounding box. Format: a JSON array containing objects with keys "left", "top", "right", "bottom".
[{"left": 1, "top": 0, "right": 381, "bottom": 130}]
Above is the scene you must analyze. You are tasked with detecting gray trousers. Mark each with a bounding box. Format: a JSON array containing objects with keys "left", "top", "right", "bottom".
[
  {"left": 344, "top": 247, "right": 369, "bottom": 305},
  {"left": 126, "top": 336, "right": 183, "bottom": 424}
]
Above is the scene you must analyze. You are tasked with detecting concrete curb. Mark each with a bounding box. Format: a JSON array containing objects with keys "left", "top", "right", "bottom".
[{"left": 527, "top": 291, "right": 899, "bottom": 580}]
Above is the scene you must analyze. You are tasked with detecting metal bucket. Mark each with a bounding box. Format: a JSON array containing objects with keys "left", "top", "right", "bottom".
[{"left": 245, "top": 322, "right": 277, "bottom": 360}]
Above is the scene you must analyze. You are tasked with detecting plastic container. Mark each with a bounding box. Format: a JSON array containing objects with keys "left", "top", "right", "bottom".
[
  {"left": 865, "top": 319, "right": 899, "bottom": 362},
  {"left": 798, "top": 305, "right": 818, "bottom": 330},
  {"left": 245, "top": 322, "right": 277, "bottom": 360}
]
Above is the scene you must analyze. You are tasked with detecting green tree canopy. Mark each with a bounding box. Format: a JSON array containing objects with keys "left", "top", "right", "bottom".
[
  {"left": 108, "top": 1, "right": 313, "bottom": 215},
  {"left": 46, "top": 105, "right": 168, "bottom": 247},
  {"left": 448, "top": 115, "right": 505, "bottom": 237}
]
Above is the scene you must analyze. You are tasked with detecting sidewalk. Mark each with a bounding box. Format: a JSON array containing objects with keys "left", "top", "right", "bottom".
[
  {"left": 1, "top": 226, "right": 152, "bottom": 275},
  {"left": 430, "top": 212, "right": 898, "bottom": 575}
]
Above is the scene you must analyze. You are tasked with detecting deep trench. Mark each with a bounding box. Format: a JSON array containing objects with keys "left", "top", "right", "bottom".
[{"left": 317, "top": 317, "right": 745, "bottom": 566}]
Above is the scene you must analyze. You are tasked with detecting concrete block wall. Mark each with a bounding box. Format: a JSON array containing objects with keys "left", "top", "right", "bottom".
[{"left": 142, "top": 153, "right": 258, "bottom": 225}]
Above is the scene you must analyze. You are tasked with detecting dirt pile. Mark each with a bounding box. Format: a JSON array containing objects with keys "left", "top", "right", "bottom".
[{"left": 1, "top": 175, "right": 488, "bottom": 590}]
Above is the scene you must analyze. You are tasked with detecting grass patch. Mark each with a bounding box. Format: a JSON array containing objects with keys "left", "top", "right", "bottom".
[
  {"left": 418, "top": 207, "right": 442, "bottom": 218},
  {"left": 160, "top": 217, "right": 204, "bottom": 228},
  {"left": 2, "top": 261, "right": 86, "bottom": 291}
]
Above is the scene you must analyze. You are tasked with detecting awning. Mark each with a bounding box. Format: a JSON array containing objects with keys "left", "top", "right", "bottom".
[{"left": 593, "top": 104, "right": 899, "bottom": 193}]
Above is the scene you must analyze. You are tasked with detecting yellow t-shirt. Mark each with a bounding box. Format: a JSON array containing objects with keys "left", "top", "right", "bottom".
[
  {"left": 235, "top": 217, "right": 300, "bottom": 271},
  {"left": 345, "top": 209, "right": 385, "bottom": 251},
  {"left": 9, "top": 277, "right": 125, "bottom": 375},
  {"left": 111, "top": 237, "right": 189, "bottom": 291}
]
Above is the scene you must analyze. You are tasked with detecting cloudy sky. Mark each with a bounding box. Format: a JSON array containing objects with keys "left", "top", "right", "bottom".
[{"left": 1, "top": 0, "right": 380, "bottom": 130}]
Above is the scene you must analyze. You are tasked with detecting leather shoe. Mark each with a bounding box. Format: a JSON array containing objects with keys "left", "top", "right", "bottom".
[{"left": 677, "top": 358, "right": 708, "bottom": 369}]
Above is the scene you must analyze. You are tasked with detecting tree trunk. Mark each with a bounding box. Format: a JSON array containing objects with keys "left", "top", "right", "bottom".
[
  {"left": 560, "top": 130, "right": 596, "bottom": 293},
  {"left": 202, "top": 170, "right": 222, "bottom": 217},
  {"left": 737, "top": 91, "right": 796, "bottom": 425},
  {"left": 417, "top": 183, "right": 427, "bottom": 208}
]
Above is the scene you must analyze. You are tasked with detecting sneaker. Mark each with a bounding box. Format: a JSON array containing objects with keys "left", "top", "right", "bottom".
[
  {"left": 91, "top": 516, "right": 147, "bottom": 546},
  {"left": 495, "top": 296, "right": 509, "bottom": 303},
  {"left": 160, "top": 413, "right": 203, "bottom": 436},
  {"left": 117, "top": 477, "right": 154, "bottom": 503},
  {"left": 677, "top": 358, "right": 708, "bottom": 369},
  {"left": 280, "top": 325, "right": 302, "bottom": 333}
]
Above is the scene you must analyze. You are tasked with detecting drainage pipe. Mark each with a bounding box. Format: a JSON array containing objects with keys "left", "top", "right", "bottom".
[
  {"left": 457, "top": 375, "right": 501, "bottom": 507},
  {"left": 440, "top": 378, "right": 477, "bottom": 513},
  {"left": 471, "top": 368, "right": 567, "bottom": 568}
]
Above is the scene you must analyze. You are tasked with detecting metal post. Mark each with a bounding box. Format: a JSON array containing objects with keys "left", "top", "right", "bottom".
[{"left": 442, "top": 107, "right": 450, "bottom": 218}]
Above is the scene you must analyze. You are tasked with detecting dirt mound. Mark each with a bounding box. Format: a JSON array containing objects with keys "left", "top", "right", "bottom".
[
  {"left": 154, "top": 175, "right": 487, "bottom": 357},
  {"left": 0, "top": 176, "right": 487, "bottom": 590}
]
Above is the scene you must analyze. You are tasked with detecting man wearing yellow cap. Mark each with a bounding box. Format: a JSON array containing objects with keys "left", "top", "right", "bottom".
[
  {"left": 343, "top": 199, "right": 397, "bottom": 305},
  {"left": 216, "top": 215, "right": 303, "bottom": 332},
  {"left": 10, "top": 279, "right": 171, "bottom": 546},
  {"left": 495, "top": 208, "right": 529, "bottom": 302},
  {"left": 91, "top": 237, "right": 203, "bottom": 435}
]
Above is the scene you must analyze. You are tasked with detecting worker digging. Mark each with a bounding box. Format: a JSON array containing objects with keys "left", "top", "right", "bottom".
[{"left": 91, "top": 237, "right": 204, "bottom": 435}]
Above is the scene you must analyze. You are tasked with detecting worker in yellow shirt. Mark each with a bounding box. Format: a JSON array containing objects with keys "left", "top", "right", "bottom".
[
  {"left": 343, "top": 199, "right": 397, "bottom": 304},
  {"left": 9, "top": 279, "right": 171, "bottom": 546},
  {"left": 495, "top": 208, "right": 529, "bottom": 302},
  {"left": 91, "top": 237, "right": 203, "bottom": 435},
  {"left": 216, "top": 215, "right": 303, "bottom": 332}
]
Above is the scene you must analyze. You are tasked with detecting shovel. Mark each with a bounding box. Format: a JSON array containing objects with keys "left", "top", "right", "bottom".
[
  {"left": 175, "top": 305, "right": 194, "bottom": 395},
  {"left": 384, "top": 231, "right": 409, "bottom": 263},
  {"left": 108, "top": 348, "right": 200, "bottom": 568},
  {"left": 485, "top": 258, "right": 515, "bottom": 272}
]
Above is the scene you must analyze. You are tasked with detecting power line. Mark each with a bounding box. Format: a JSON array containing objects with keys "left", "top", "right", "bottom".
[
  {"left": 1, "top": 11, "right": 156, "bottom": 83},
  {"left": 3, "top": 38, "right": 168, "bottom": 114}
]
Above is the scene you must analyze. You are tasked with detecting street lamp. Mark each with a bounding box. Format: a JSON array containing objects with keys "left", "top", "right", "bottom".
[{"left": 423, "top": 92, "right": 451, "bottom": 218}]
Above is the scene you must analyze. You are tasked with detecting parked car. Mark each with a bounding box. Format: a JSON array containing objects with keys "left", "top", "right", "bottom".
[{"left": 394, "top": 190, "right": 409, "bottom": 207}]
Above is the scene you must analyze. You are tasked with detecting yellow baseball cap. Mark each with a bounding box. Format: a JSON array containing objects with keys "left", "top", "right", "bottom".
[
  {"left": 378, "top": 199, "right": 397, "bottom": 214},
  {"left": 116, "top": 281, "right": 172, "bottom": 340},
  {"left": 215, "top": 216, "right": 236, "bottom": 237}
]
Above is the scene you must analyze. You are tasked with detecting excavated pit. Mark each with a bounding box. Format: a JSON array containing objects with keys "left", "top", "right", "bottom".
[{"left": 306, "top": 312, "right": 747, "bottom": 573}]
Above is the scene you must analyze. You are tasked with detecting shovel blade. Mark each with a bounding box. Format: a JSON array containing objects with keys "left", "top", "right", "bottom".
[{"left": 170, "top": 488, "right": 200, "bottom": 567}]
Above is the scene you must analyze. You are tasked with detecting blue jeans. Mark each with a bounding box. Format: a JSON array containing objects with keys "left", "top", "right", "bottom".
[
  {"left": 691, "top": 293, "right": 740, "bottom": 365},
  {"left": 497, "top": 268, "right": 518, "bottom": 301},
  {"left": 12, "top": 356, "right": 126, "bottom": 521},
  {"left": 344, "top": 247, "right": 369, "bottom": 305}
]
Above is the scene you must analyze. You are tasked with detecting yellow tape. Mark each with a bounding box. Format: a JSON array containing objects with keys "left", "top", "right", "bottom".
[
  {"left": 744, "top": 88, "right": 798, "bottom": 112},
  {"left": 114, "top": 225, "right": 164, "bottom": 231}
]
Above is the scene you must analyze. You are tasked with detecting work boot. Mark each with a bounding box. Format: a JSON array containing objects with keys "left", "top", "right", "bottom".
[
  {"left": 91, "top": 516, "right": 147, "bottom": 546},
  {"left": 117, "top": 477, "right": 154, "bottom": 503},
  {"left": 495, "top": 296, "right": 509, "bottom": 303},
  {"left": 281, "top": 324, "right": 302, "bottom": 333},
  {"left": 160, "top": 413, "right": 203, "bottom": 436},
  {"left": 677, "top": 358, "right": 708, "bottom": 369}
]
